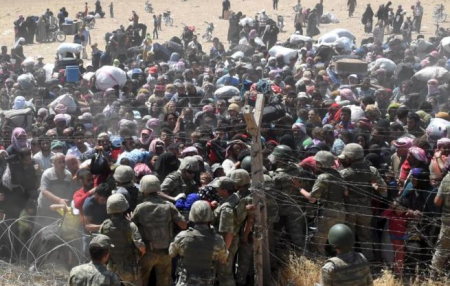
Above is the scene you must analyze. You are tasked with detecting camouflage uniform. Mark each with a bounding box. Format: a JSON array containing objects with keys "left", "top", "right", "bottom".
[
  {"left": 321, "top": 251, "right": 374, "bottom": 286},
  {"left": 132, "top": 194, "right": 185, "bottom": 286},
  {"left": 213, "top": 192, "right": 241, "bottom": 286},
  {"left": 68, "top": 262, "right": 121, "bottom": 286},
  {"left": 431, "top": 174, "right": 450, "bottom": 273},
  {"left": 169, "top": 224, "right": 228, "bottom": 286},
  {"left": 340, "top": 161, "right": 386, "bottom": 261},
  {"left": 234, "top": 187, "right": 254, "bottom": 285},
  {"left": 272, "top": 163, "right": 308, "bottom": 250},
  {"left": 309, "top": 168, "right": 347, "bottom": 256},
  {"left": 161, "top": 170, "right": 199, "bottom": 198},
  {"left": 100, "top": 216, "right": 144, "bottom": 285}
]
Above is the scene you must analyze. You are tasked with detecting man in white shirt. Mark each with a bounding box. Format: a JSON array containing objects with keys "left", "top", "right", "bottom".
[
  {"left": 33, "top": 135, "right": 54, "bottom": 172},
  {"left": 413, "top": 1, "right": 423, "bottom": 32},
  {"left": 81, "top": 25, "right": 91, "bottom": 59},
  {"left": 67, "top": 131, "right": 94, "bottom": 160}
]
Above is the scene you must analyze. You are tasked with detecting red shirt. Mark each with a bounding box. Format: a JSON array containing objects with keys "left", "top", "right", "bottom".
[
  {"left": 381, "top": 209, "right": 411, "bottom": 236},
  {"left": 73, "top": 187, "right": 91, "bottom": 211}
]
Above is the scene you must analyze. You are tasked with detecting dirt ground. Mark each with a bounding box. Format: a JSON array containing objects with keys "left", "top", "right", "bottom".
[{"left": 0, "top": 0, "right": 446, "bottom": 62}]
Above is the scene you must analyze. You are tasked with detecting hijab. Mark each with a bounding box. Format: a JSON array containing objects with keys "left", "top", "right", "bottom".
[
  {"left": 11, "top": 127, "right": 29, "bottom": 151},
  {"left": 155, "top": 152, "right": 180, "bottom": 181}
]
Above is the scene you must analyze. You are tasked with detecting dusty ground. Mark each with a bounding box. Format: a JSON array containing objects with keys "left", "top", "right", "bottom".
[{"left": 0, "top": 0, "right": 446, "bottom": 62}]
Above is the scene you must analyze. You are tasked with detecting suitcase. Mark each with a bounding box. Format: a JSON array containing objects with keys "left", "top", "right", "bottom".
[{"left": 335, "top": 59, "right": 368, "bottom": 74}]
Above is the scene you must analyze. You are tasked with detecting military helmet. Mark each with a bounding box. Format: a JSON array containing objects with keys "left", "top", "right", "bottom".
[
  {"left": 241, "top": 156, "right": 252, "bottom": 173},
  {"left": 314, "top": 151, "right": 335, "bottom": 168},
  {"left": 114, "top": 165, "right": 135, "bottom": 184},
  {"left": 328, "top": 224, "right": 354, "bottom": 250},
  {"left": 269, "top": 145, "right": 293, "bottom": 163},
  {"left": 189, "top": 200, "right": 214, "bottom": 223},
  {"left": 229, "top": 169, "right": 251, "bottom": 187},
  {"left": 139, "top": 175, "right": 161, "bottom": 194},
  {"left": 337, "top": 143, "right": 364, "bottom": 161},
  {"left": 179, "top": 156, "right": 200, "bottom": 172},
  {"left": 107, "top": 193, "right": 129, "bottom": 214}
]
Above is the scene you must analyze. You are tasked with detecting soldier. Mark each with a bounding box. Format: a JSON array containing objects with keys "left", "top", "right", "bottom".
[
  {"left": 68, "top": 234, "right": 121, "bottom": 286},
  {"left": 321, "top": 224, "right": 374, "bottom": 286},
  {"left": 213, "top": 177, "right": 241, "bottom": 286},
  {"left": 338, "top": 143, "right": 387, "bottom": 261},
  {"left": 431, "top": 172, "right": 450, "bottom": 276},
  {"left": 169, "top": 200, "right": 228, "bottom": 286},
  {"left": 132, "top": 175, "right": 187, "bottom": 286},
  {"left": 270, "top": 145, "right": 308, "bottom": 251},
  {"left": 100, "top": 194, "right": 146, "bottom": 286},
  {"left": 294, "top": 151, "right": 347, "bottom": 256},
  {"left": 160, "top": 156, "right": 199, "bottom": 202},
  {"left": 229, "top": 169, "right": 254, "bottom": 286},
  {"left": 113, "top": 165, "right": 141, "bottom": 211}
]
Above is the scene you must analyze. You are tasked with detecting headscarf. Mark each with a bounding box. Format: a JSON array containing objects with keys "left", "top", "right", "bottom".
[
  {"left": 149, "top": 139, "right": 165, "bottom": 153},
  {"left": 408, "top": 146, "right": 428, "bottom": 164},
  {"left": 11, "top": 127, "right": 29, "bottom": 151},
  {"left": 54, "top": 103, "right": 67, "bottom": 114},
  {"left": 225, "top": 140, "right": 247, "bottom": 158},
  {"left": 134, "top": 163, "right": 152, "bottom": 177},
  {"left": 292, "top": 123, "right": 306, "bottom": 134},
  {"left": 54, "top": 114, "right": 68, "bottom": 124},
  {"left": 146, "top": 118, "right": 160, "bottom": 129},
  {"left": 181, "top": 146, "right": 198, "bottom": 157},
  {"left": 339, "top": 88, "right": 356, "bottom": 101},
  {"left": 140, "top": 129, "right": 153, "bottom": 145},
  {"left": 12, "top": 96, "right": 26, "bottom": 109},
  {"left": 427, "top": 79, "right": 439, "bottom": 95},
  {"left": 155, "top": 152, "right": 180, "bottom": 181},
  {"left": 328, "top": 103, "right": 342, "bottom": 123}
]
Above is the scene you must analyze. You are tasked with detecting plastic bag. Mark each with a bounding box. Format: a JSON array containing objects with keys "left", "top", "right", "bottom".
[
  {"left": 90, "top": 151, "right": 109, "bottom": 175},
  {"left": 289, "top": 34, "right": 312, "bottom": 45},
  {"left": 413, "top": 66, "right": 450, "bottom": 82},
  {"left": 440, "top": 36, "right": 450, "bottom": 53},
  {"left": 56, "top": 43, "right": 83, "bottom": 56},
  {"left": 49, "top": 94, "right": 77, "bottom": 113},
  {"left": 268, "top": 46, "right": 298, "bottom": 64},
  {"left": 95, "top": 65, "right": 127, "bottom": 91}
]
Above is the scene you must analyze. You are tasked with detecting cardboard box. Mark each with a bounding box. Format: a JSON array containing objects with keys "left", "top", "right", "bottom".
[{"left": 335, "top": 59, "right": 368, "bottom": 74}]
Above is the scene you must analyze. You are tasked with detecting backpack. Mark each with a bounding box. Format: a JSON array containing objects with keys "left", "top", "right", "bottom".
[{"left": 1, "top": 108, "right": 34, "bottom": 132}]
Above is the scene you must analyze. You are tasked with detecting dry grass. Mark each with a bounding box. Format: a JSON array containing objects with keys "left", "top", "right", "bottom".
[
  {"left": 276, "top": 254, "right": 449, "bottom": 286},
  {"left": 0, "top": 260, "right": 67, "bottom": 286}
]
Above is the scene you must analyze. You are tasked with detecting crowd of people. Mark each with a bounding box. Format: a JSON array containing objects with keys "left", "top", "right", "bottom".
[{"left": 2, "top": 0, "right": 450, "bottom": 285}]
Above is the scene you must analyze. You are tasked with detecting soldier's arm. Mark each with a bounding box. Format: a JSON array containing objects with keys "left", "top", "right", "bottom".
[
  {"left": 170, "top": 203, "right": 188, "bottom": 230},
  {"left": 219, "top": 207, "right": 235, "bottom": 249},
  {"left": 309, "top": 175, "right": 327, "bottom": 199},
  {"left": 370, "top": 167, "right": 387, "bottom": 194},
  {"left": 131, "top": 222, "right": 146, "bottom": 256},
  {"left": 215, "top": 235, "right": 228, "bottom": 264},
  {"left": 321, "top": 262, "right": 335, "bottom": 286},
  {"left": 435, "top": 176, "right": 450, "bottom": 207},
  {"left": 159, "top": 176, "right": 180, "bottom": 202},
  {"left": 169, "top": 232, "right": 184, "bottom": 257}
]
